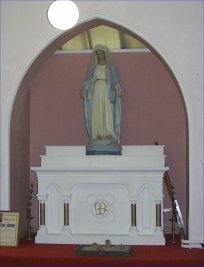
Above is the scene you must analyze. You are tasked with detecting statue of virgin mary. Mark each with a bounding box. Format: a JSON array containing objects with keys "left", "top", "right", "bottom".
[{"left": 80, "top": 44, "right": 122, "bottom": 155}]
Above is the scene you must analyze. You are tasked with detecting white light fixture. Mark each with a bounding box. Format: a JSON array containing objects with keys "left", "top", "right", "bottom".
[{"left": 47, "top": 0, "right": 79, "bottom": 30}]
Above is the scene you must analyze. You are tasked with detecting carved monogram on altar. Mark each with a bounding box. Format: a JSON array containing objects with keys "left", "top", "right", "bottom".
[{"left": 88, "top": 194, "right": 115, "bottom": 222}]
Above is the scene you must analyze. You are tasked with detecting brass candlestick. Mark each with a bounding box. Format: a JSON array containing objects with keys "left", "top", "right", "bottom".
[{"left": 26, "top": 183, "right": 34, "bottom": 240}]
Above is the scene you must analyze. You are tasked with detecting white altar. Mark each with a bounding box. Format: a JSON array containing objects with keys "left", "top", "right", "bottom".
[{"left": 32, "top": 145, "right": 168, "bottom": 245}]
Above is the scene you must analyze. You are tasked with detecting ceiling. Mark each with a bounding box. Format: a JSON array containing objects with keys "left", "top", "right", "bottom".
[{"left": 60, "top": 25, "right": 147, "bottom": 51}]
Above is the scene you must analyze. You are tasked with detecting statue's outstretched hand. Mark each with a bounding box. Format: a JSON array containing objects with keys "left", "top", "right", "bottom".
[
  {"left": 80, "top": 89, "right": 85, "bottom": 99},
  {"left": 116, "top": 89, "right": 121, "bottom": 97},
  {"left": 114, "top": 83, "right": 121, "bottom": 97}
]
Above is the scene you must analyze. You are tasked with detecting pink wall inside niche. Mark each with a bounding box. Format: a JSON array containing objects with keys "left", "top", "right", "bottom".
[
  {"left": 30, "top": 52, "right": 187, "bottom": 231},
  {"left": 10, "top": 84, "right": 31, "bottom": 236}
]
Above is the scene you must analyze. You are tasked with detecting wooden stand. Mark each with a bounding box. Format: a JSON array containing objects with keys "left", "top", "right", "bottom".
[
  {"left": 163, "top": 170, "right": 185, "bottom": 243},
  {"left": 155, "top": 142, "right": 185, "bottom": 243}
]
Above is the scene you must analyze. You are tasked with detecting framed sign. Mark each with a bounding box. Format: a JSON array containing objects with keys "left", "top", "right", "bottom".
[{"left": 0, "top": 211, "right": 20, "bottom": 247}]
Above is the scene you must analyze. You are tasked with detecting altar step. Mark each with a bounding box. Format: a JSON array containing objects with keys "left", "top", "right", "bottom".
[{"left": 40, "top": 145, "right": 167, "bottom": 169}]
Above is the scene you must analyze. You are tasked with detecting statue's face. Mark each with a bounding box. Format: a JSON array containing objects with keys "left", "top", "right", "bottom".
[{"left": 96, "top": 49, "right": 105, "bottom": 61}]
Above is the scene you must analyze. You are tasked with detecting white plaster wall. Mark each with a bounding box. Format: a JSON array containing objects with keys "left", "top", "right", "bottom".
[{"left": 0, "top": 0, "right": 203, "bottom": 245}]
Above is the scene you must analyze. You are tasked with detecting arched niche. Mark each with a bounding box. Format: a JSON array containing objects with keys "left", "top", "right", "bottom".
[{"left": 9, "top": 18, "right": 188, "bottom": 236}]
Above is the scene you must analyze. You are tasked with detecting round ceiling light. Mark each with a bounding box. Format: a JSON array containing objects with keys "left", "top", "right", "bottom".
[{"left": 47, "top": 0, "right": 79, "bottom": 30}]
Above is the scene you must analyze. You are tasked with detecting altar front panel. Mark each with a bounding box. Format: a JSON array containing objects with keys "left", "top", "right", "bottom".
[{"left": 71, "top": 183, "right": 130, "bottom": 235}]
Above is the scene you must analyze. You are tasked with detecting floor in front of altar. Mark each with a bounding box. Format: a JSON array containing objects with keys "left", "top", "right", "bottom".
[{"left": 0, "top": 234, "right": 203, "bottom": 267}]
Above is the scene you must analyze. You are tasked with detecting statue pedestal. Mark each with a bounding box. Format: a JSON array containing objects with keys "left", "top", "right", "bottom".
[
  {"left": 32, "top": 145, "right": 168, "bottom": 245},
  {"left": 86, "top": 137, "right": 122, "bottom": 155}
]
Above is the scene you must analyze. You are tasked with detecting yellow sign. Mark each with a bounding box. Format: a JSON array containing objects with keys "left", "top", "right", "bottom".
[{"left": 0, "top": 211, "right": 20, "bottom": 247}]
